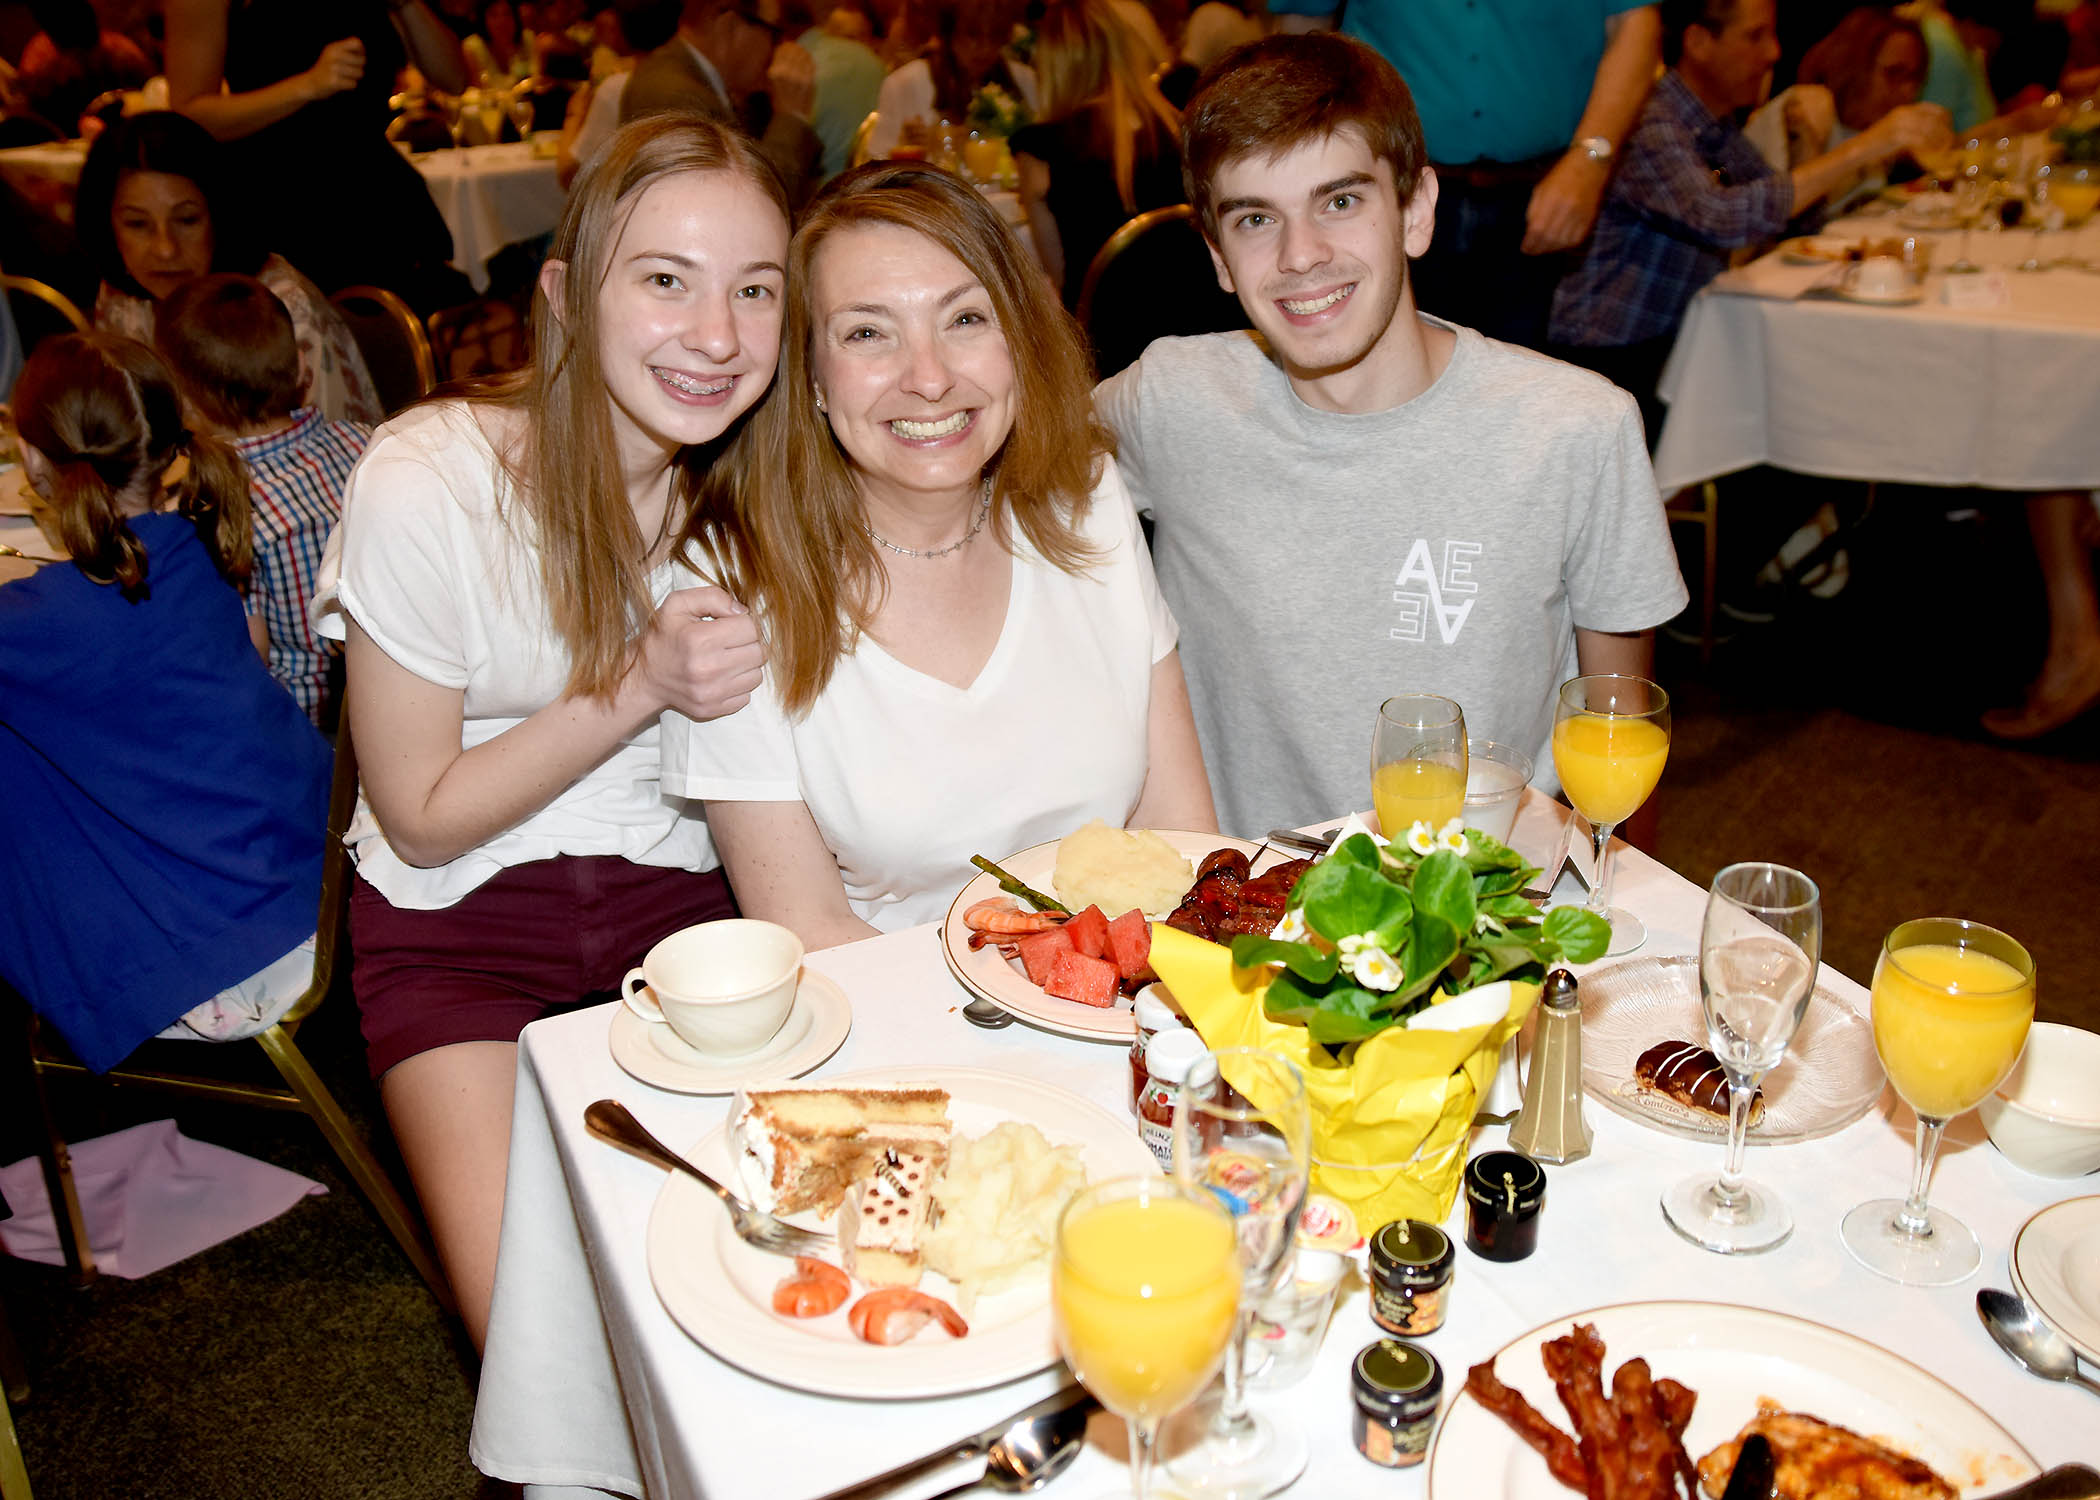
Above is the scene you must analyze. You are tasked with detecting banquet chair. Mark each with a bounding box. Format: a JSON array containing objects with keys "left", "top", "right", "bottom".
[
  {"left": 1664, "top": 482, "right": 1722, "bottom": 665},
  {"left": 848, "top": 110, "right": 878, "bottom": 168},
  {"left": 1074, "top": 205, "right": 1246, "bottom": 379},
  {"left": 328, "top": 285, "right": 437, "bottom": 416},
  {"left": 0, "top": 277, "right": 88, "bottom": 336},
  {"left": 22, "top": 718, "right": 458, "bottom": 1317}
]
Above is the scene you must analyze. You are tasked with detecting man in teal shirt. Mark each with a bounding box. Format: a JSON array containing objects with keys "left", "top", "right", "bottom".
[{"left": 1267, "top": 1, "right": 1661, "bottom": 348}]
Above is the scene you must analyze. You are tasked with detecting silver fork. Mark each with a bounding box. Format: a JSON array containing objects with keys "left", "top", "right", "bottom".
[{"left": 584, "top": 1099, "right": 833, "bottom": 1257}]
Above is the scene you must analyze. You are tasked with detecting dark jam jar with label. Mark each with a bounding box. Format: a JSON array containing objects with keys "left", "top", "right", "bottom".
[
  {"left": 1464, "top": 1149, "right": 1547, "bottom": 1262},
  {"left": 1352, "top": 1339, "right": 1442, "bottom": 1468},
  {"left": 1367, "top": 1219, "right": 1454, "bottom": 1335}
]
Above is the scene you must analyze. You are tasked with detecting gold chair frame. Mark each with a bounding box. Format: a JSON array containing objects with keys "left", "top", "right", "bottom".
[
  {"left": 1664, "top": 481, "right": 1721, "bottom": 666},
  {"left": 22, "top": 718, "right": 456, "bottom": 1316},
  {"left": 0, "top": 276, "right": 87, "bottom": 335},
  {"left": 1074, "top": 203, "right": 1196, "bottom": 329},
  {"left": 847, "top": 110, "right": 879, "bottom": 169},
  {"left": 327, "top": 284, "right": 437, "bottom": 409}
]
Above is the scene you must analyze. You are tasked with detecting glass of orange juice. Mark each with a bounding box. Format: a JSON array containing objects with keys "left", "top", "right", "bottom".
[
  {"left": 1054, "top": 1175, "right": 1240, "bottom": 1500},
  {"left": 1370, "top": 695, "right": 1467, "bottom": 840},
  {"left": 1550, "top": 674, "right": 1669, "bottom": 955},
  {"left": 1841, "top": 919, "right": 2035, "bottom": 1286}
]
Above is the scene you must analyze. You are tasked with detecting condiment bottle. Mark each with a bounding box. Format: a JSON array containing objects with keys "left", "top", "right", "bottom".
[
  {"left": 1464, "top": 1149, "right": 1547, "bottom": 1262},
  {"left": 1508, "top": 967, "right": 1591, "bottom": 1165},
  {"left": 1351, "top": 1339, "right": 1442, "bottom": 1468},
  {"left": 1129, "top": 985, "right": 1187, "bottom": 1117},
  {"left": 1366, "top": 1219, "right": 1454, "bottom": 1336},
  {"left": 1137, "top": 1029, "right": 1209, "bottom": 1170}
]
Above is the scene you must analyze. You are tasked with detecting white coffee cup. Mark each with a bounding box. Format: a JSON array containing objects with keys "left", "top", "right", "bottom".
[
  {"left": 621, "top": 919, "right": 803, "bottom": 1058},
  {"left": 1843, "top": 255, "right": 1910, "bottom": 299}
]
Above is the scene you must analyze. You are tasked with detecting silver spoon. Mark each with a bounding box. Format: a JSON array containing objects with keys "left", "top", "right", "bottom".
[
  {"left": 1977, "top": 1287, "right": 2100, "bottom": 1399},
  {"left": 583, "top": 1099, "right": 831, "bottom": 1257},
  {"left": 816, "top": 1384, "right": 1096, "bottom": 1499},
  {"left": 963, "top": 995, "right": 1015, "bottom": 1028}
]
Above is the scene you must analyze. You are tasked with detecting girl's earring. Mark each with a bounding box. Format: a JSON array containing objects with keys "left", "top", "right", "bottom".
[{"left": 813, "top": 387, "right": 827, "bottom": 413}]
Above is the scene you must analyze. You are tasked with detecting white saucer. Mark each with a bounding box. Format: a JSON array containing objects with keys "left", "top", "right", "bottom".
[
  {"left": 1835, "top": 281, "right": 1926, "bottom": 305},
  {"left": 608, "top": 969, "right": 851, "bottom": 1094},
  {"left": 2009, "top": 1195, "right": 2100, "bottom": 1368}
]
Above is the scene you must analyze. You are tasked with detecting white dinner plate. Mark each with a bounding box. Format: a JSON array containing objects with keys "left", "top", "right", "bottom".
[
  {"left": 2010, "top": 1195, "right": 2100, "bottom": 1368},
  {"left": 1834, "top": 281, "right": 1927, "bottom": 305},
  {"left": 1578, "top": 955, "right": 1885, "bottom": 1144},
  {"left": 940, "top": 831, "right": 1289, "bottom": 1041},
  {"left": 608, "top": 969, "right": 851, "bottom": 1095},
  {"left": 645, "top": 1063, "right": 1158, "bottom": 1399},
  {"left": 1779, "top": 235, "right": 1848, "bottom": 264},
  {"left": 1428, "top": 1301, "right": 2037, "bottom": 1500}
]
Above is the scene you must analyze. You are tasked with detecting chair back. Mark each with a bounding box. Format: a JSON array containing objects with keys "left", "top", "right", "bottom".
[
  {"left": 510, "top": 77, "right": 575, "bottom": 134},
  {"left": 327, "top": 285, "right": 436, "bottom": 415},
  {"left": 848, "top": 110, "right": 878, "bottom": 168},
  {"left": 277, "top": 714, "right": 362, "bottom": 1031},
  {"left": 1074, "top": 205, "right": 1246, "bottom": 379},
  {"left": 0, "top": 274, "right": 90, "bottom": 340},
  {"left": 385, "top": 112, "right": 456, "bottom": 151}
]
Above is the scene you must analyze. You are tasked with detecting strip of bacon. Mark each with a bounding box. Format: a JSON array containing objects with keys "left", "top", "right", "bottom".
[{"left": 1466, "top": 1358, "right": 1590, "bottom": 1492}]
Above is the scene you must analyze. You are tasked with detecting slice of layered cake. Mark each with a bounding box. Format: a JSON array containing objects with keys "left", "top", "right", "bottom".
[
  {"left": 840, "top": 1146, "right": 940, "bottom": 1288},
  {"left": 730, "top": 1084, "right": 951, "bottom": 1216}
]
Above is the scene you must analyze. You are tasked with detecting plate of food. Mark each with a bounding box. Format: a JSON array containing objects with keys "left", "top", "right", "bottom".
[
  {"left": 1429, "top": 1302, "right": 2037, "bottom": 1500},
  {"left": 2010, "top": 1195, "right": 2100, "bottom": 1368},
  {"left": 941, "top": 825, "right": 1304, "bottom": 1040},
  {"left": 1577, "top": 955, "right": 1884, "bottom": 1144},
  {"left": 645, "top": 1064, "right": 1158, "bottom": 1398},
  {"left": 1778, "top": 236, "right": 1850, "bottom": 264}
]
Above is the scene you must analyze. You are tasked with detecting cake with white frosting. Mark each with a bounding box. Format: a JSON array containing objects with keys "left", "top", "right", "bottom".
[
  {"left": 730, "top": 1085, "right": 950, "bottom": 1216},
  {"left": 840, "top": 1146, "right": 941, "bottom": 1288}
]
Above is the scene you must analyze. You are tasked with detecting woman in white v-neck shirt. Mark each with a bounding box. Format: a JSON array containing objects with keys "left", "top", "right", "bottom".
[{"left": 666, "top": 161, "right": 1215, "bottom": 945}]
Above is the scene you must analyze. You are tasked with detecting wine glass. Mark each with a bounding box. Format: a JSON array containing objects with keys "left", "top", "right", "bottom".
[
  {"left": 1660, "top": 863, "right": 1822, "bottom": 1254},
  {"left": 1164, "top": 1047, "right": 1312, "bottom": 1499},
  {"left": 1370, "top": 695, "right": 1467, "bottom": 840},
  {"left": 1841, "top": 918, "right": 2035, "bottom": 1286},
  {"left": 447, "top": 89, "right": 474, "bottom": 150},
  {"left": 2017, "top": 166, "right": 2056, "bottom": 271},
  {"left": 509, "top": 88, "right": 537, "bottom": 143},
  {"left": 1053, "top": 1175, "right": 1240, "bottom": 1500},
  {"left": 1948, "top": 156, "right": 1986, "bottom": 273},
  {"left": 1551, "top": 674, "right": 1669, "bottom": 955}
]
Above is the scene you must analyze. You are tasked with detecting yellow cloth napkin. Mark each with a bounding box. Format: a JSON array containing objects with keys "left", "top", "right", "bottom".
[{"left": 1148, "top": 924, "right": 1537, "bottom": 1225}]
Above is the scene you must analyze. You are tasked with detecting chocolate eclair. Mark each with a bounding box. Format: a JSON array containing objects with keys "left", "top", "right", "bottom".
[{"left": 1632, "top": 1041, "right": 1765, "bottom": 1124}]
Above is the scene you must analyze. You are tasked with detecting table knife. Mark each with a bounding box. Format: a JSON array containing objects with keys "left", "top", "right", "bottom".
[
  {"left": 1720, "top": 1434, "right": 1775, "bottom": 1500},
  {"left": 812, "top": 1383, "right": 1097, "bottom": 1500}
]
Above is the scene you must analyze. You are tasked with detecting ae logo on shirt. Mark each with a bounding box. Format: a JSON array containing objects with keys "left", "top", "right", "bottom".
[{"left": 1388, "top": 538, "right": 1482, "bottom": 645}]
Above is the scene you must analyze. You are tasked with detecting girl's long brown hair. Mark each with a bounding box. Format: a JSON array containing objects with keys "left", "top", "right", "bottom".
[
  {"left": 12, "top": 332, "right": 251, "bottom": 603},
  {"left": 691, "top": 161, "right": 1112, "bottom": 716},
  {"left": 1034, "top": 0, "right": 1182, "bottom": 214},
  {"left": 466, "top": 114, "right": 789, "bottom": 700}
]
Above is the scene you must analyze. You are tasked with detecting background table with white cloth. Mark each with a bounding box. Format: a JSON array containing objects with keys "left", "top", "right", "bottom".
[
  {"left": 470, "top": 792, "right": 2092, "bottom": 1499},
  {"left": 1652, "top": 210, "right": 2100, "bottom": 494},
  {"left": 409, "top": 142, "right": 566, "bottom": 293}
]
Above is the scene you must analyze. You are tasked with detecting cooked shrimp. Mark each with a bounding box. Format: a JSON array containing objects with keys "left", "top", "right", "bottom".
[
  {"left": 848, "top": 1287, "right": 970, "bottom": 1345},
  {"left": 963, "top": 898, "right": 1065, "bottom": 935},
  {"left": 772, "top": 1256, "right": 851, "bottom": 1318}
]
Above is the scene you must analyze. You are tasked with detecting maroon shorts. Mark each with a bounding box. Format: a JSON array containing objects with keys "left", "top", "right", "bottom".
[{"left": 350, "top": 855, "right": 738, "bottom": 1079}]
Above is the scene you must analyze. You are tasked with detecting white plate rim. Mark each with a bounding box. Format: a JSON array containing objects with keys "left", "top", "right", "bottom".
[
  {"left": 1834, "top": 281, "right": 1927, "bottom": 305},
  {"left": 2010, "top": 1194, "right": 2100, "bottom": 1367},
  {"left": 1426, "top": 1299, "right": 2038, "bottom": 1500},
  {"left": 939, "top": 831, "right": 1280, "bottom": 1041},
  {"left": 608, "top": 970, "right": 851, "bottom": 1094},
  {"left": 1576, "top": 955, "right": 1884, "bottom": 1145},
  {"left": 644, "top": 1062, "right": 1159, "bottom": 1399}
]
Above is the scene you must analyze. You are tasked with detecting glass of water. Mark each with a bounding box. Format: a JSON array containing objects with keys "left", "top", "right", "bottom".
[
  {"left": 1462, "top": 739, "right": 1533, "bottom": 845},
  {"left": 1660, "top": 862, "right": 1822, "bottom": 1254}
]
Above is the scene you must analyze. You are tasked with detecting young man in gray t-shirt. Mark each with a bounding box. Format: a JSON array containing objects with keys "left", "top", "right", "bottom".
[{"left": 1094, "top": 32, "right": 1687, "bottom": 839}]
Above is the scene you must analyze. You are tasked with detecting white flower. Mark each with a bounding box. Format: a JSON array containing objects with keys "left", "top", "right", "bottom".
[
  {"left": 1474, "top": 910, "right": 1504, "bottom": 935},
  {"left": 1343, "top": 943, "right": 1402, "bottom": 991},
  {"left": 1337, "top": 932, "right": 1375, "bottom": 959},
  {"left": 1270, "top": 907, "right": 1309, "bottom": 943},
  {"left": 1437, "top": 819, "right": 1469, "bottom": 855},
  {"left": 1405, "top": 821, "right": 1438, "bottom": 856}
]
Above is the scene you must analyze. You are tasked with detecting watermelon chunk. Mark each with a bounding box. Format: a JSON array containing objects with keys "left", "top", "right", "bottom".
[
  {"left": 1015, "top": 925, "right": 1076, "bottom": 987},
  {"left": 1044, "top": 949, "right": 1120, "bottom": 1007},
  {"left": 1105, "top": 908, "right": 1152, "bottom": 983},
  {"left": 1065, "top": 904, "right": 1112, "bottom": 959}
]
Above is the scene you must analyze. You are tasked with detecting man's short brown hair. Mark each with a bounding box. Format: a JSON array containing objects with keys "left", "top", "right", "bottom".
[
  {"left": 152, "top": 274, "right": 301, "bottom": 431},
  {"left": 1182, "top": 32, "right": 1428, "bottom": 241}
]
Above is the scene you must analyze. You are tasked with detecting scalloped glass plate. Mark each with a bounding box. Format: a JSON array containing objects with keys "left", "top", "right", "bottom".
[{"left": 1576, "top": 954, "right": 1885, "bottom": 1145}]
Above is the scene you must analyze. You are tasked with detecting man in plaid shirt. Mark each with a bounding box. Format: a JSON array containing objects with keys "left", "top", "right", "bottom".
[
  {"left": 156, "top": 274, "right": 371, "bottom": 726},
  {"left": 1551, "top": 0, "right": 1948, "bottom": 441}
]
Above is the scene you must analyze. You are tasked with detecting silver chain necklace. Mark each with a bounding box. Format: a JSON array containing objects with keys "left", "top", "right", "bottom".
[{"left": 862, "top": 478, "right": 993, "bottom": 560}]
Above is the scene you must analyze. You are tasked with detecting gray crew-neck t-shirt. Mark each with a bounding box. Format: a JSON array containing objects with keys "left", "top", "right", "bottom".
[{"left": 1095, "top": 320, "right": 1688, "bottom": 839}]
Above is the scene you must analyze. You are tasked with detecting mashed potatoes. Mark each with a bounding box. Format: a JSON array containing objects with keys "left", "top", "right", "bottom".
[
  {"left": 1053, "top": 820, "right": 1195, "bottom": 916},
  {"left": 922, "top": 1122, "right": 1089, "bottom": 1310}
]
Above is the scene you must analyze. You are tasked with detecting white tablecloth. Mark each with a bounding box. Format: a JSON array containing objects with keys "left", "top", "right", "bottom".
[
  {"left": 410, "top": 142, "right": 566, "bottom": 293},
  {"left": 471, "top": 792, "right": 2092, "bottom": 1499},
  {"left": 1652, "top": 210, "right": 2100, "bottom": 493}
]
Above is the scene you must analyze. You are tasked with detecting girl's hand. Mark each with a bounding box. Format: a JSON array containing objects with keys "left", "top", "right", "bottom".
[
  {"left": 304, "top": 38, "right": 366, "bottom": 102},
  {"left": 637, "top": 586, "right": 765, "bottom": 721}
]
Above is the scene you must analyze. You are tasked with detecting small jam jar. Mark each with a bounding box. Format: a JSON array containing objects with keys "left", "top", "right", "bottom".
[
  {"left": 1464, "top": 1149, "right": 1547, "bottom": 1262},
  {"left": 1352, "top": 1338, "right": 1442, "bottom": 1468},
  {"left": 1367, "top": 1219, "right": 1453, "bottom": 1336},
  {"left": 1129, "top": 985, "right": 1187, "bottom": 1117},
  {"left": 1137, "top": 1029, "right": 1209, "bottom": 1170}
]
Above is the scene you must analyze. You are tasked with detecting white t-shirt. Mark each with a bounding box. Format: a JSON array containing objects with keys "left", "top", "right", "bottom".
[
  {"left": 660, "top": 457, "right": 1174, "bottom": 933},
  {"left": 312, "top": 401, "right": 718, "bottom": 910}
]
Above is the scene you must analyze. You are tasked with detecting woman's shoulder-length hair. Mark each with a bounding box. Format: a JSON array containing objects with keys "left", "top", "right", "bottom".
[
  {"left": 699, "top": 160, "right": 1114, "bottom": 717},
  {"left": 76, "top": 110, "right": 268, "bottom": 298}
]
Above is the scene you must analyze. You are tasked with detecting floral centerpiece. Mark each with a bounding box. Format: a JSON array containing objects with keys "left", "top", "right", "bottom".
[
  {"left": 965, "top": 83, "right": 1029, "bottom": 139},
  {"left": 1147, "top": 820, "right": 1610, "bottom": 1226}
]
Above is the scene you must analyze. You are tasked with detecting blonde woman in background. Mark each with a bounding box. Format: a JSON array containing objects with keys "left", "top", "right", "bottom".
[{"left": 1012, "top": 0, "right": 1185, "bottom": 305}]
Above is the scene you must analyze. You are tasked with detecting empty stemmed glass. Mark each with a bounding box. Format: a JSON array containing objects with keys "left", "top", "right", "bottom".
[
  {"left": 1660, "top": 863, "right": 1822, "bottom": 1254},
  {"left": 1165, "top": 1047, "right": 1312, "bottom": 1499},
  {"left": 1948, "top": 159, "right": 1987, "bottom": 273}
]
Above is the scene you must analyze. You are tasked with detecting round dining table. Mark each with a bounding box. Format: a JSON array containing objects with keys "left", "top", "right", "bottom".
[{"left": 469, "top": 791, "right": 2092, "bottom": 1499}]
